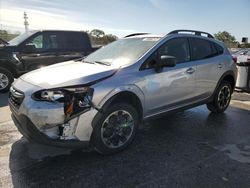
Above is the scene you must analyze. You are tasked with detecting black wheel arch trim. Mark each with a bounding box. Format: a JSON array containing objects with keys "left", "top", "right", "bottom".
[
  {"left": 91, "top": 91, "right": 143, "bottom": 129},
  {"left": 211, "top": 70, "right": 236, "bottom": 99}
]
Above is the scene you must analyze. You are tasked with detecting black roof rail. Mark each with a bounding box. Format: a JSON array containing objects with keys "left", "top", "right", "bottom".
[
  {"left": 124, "top": 33, "right": 150, "bottom": 38},
  {"left": 168, "top": 30, "right": 214, "bottom": 39}
]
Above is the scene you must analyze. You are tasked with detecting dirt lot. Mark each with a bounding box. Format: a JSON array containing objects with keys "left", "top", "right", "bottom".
[{"left": 0, "top": 92, "right": 250, "bottom": 187}]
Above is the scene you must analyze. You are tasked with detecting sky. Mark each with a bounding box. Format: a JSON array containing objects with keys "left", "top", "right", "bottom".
[{"left": 0, "top": 0, "right": 250, "bottom": 41}]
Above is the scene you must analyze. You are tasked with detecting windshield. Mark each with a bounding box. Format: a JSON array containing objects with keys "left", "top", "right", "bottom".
[
  {"left": 8, "top": 31, "right": 37, "bottom": 46},
  {"left": 84, "top": 37, "right": 161, "bottom": 66}
]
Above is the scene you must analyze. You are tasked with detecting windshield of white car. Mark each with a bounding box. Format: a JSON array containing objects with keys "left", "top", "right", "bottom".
[
  {"left": 8, "top": 31, "right": 37, "bottom": 46},
  {"left": 84, "top": 37, "right": 161, "bottom": 66}
]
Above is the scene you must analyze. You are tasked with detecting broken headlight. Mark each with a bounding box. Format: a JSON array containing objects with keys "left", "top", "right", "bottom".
[
  {"left": 33, "top": 90, "right": 65, "bottom": 102},
  {"left": 32, "top": 87, "right": 94, "bottom": 117}
]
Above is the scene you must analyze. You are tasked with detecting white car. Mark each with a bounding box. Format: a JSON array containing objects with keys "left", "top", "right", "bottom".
[{"left": 233, "top": 49, "right": 250, "bottom": 63}]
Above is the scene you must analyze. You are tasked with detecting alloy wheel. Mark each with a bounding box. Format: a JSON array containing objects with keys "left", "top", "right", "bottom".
[
  {"left": 0, "top": 73, "right": 9, "bottom": 90},
  {"left": 217, "top": 85, "right": 231, "bottom": 109},
  {"left": 101, "top": 110, "right": 135, "bottom": 148}
]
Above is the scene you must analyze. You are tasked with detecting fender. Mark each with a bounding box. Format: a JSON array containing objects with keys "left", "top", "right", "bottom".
[
  {"left": 217, "top": 70, "right": 235, "bottom": 87},
  {"left": 90, "top": 84, "right": 145, "bottom": 131},
  {"left": 97, "top": 84, "right": 145, "bottom": 112},
  {"left": 0, "top": 60, "right": 19, "bottom": 77},
  {"left": 210, "top": 70, "right": 236, "bottom": 100}
]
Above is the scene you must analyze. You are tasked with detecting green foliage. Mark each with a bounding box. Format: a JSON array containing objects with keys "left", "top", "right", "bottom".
[
  {"left": 0, "top": 30, "right": 20, "bottom": 41},
  {"left": 240, "top": 43, "right": 250, "bottom": 48},
  {"left": 90, "top": 29, "right": 105, "bottom": 38},
  {"left": 214, "top": 31, "right": 238, "bottom": 48},
  {"left": 86, "top": 29, "right": 118, "bottom": 46}
]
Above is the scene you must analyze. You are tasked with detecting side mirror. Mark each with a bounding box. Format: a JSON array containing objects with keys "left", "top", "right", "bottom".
[
  {"left": 23, "top": 44, "right": 36, "bottom": 53},
  {"left": 155, "top": 55, "right": 176, "bottom": 73},
  {"left": 160, "top": 55, "right": 176, "bottom": 67}
]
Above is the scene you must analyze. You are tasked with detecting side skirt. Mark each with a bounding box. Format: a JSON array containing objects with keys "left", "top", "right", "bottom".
[{"left": 143, "top": 97, "right": 213, "bottom": 122}]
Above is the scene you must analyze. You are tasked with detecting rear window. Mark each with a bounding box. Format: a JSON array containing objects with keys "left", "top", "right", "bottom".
[
  {"left": 63, "top": 32, "right": 91, "bottom": 51},
  {"left": 190, "top": 38, "right": 223, "bottom": 61}
]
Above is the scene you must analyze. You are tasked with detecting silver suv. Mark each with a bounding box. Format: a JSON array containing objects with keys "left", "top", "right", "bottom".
[{"left": 9, "top": 30, "right": 237, "bottom": 154}]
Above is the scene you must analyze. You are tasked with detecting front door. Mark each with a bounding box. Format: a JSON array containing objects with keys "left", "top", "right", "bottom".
[
  {"left": 19, "top": 32, "right": 66, "bottom": 71},
  {"left": 137, "top": 37, "right": 196, "bottom": 117}
]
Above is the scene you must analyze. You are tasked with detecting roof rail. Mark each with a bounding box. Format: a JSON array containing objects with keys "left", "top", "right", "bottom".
[
  {"left": 168, "top": 30, "right": 214, "bottom": 39},
  {"left": 124, "top": 33, "right": 150, "bottom": 38}
]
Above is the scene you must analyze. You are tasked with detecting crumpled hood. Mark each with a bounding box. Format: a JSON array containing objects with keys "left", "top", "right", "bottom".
[{"left": 20, "top": 60, "right": 118, "bottom": 88}]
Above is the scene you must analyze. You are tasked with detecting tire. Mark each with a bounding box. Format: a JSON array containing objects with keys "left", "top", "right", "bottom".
[
  {"left": 207, "top": 81, "right": 232, "bottom": 113},
  {"left": 0, "top": 67, "right": 14, "bottom": 93},
  {"left": 91, "top": 103, "right": 139, "bottom": 155}
]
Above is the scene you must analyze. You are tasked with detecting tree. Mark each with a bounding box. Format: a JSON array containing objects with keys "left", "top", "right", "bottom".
[
  {"left": 0, "top": 30, "right": 19, "bottom": 41},
  {"left": 214, "top": 31, "right": 238, "bottom": 48},
  {"left": 87, "top": 29, "right": 118, "bottom": 46},
  {"left": 103, "top": 34, "right": 118, "bottom": 43},
  {"left": 90, "top": 29, "right": 105, "bottom": 38}
]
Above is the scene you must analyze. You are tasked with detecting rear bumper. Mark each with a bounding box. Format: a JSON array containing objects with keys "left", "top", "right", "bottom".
[{"left": 11, "top": 112, "right": 89, "bottom": 148}]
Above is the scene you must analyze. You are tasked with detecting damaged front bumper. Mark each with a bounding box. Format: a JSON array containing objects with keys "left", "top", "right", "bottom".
[{"left": 9, "top": 80, "right": 98, "bottom": 148}]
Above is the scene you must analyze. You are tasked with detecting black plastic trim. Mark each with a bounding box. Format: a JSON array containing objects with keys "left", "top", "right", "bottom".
[
  {"left": 168, "top": 30, "right": 214, "bottom": 39},
  {"left": 124, "top": 33, "right": 150, "bottom": 38}
]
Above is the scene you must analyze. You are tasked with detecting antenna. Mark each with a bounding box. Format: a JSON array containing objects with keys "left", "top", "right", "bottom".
[{"left": 24, "top": 12, "right": 29, "bottom": 33}]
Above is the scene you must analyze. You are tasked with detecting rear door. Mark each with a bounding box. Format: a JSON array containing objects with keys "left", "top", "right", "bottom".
[
  {"left": 19, "top": 31, "right": 65, "bottom": 71},
  {"left": 190, "top": 37, "right": 224, "bottom": 98}
]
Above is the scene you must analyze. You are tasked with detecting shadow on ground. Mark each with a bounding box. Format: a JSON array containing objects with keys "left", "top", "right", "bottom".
[{"left": 9, "top": 105, "right": 250, "bottom": 187}]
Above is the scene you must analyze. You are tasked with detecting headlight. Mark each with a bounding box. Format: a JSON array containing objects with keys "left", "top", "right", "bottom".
[
  {"left": 32, "top": 87, "right": 93, "bottom": 103},
  {"left": 32, "top": 87, "right": 94, "bottom": 117},
  {"left": 41, "top": 90, "right": 64, "bottom": 102},
  {"left": 32, "top": 89, "right": 65, "bottom": 102}
]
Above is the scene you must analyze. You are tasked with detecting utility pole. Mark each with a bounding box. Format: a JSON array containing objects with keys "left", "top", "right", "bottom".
[{"left": 24, "top": 12, "right": 29, "bottom": 33}]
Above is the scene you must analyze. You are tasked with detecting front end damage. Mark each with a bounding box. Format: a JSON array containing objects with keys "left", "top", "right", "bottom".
[{"left": 9, "top": 85, "right": 99, "bottom": 147}]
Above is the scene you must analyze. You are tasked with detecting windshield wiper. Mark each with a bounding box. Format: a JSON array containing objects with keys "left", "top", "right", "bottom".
[
  {"left": 82, "top": 60, "right": 95, "bottom": 64},
  {"left": 94, "top": 61, "right": 111, "bottom": 66}
]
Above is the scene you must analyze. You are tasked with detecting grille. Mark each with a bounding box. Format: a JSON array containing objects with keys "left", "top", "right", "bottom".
[{"left": 9, "top": 87, "right": 24, "bottom": 109}]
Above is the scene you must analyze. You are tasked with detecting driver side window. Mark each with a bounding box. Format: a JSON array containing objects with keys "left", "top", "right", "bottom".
[
  {"left": 158, "top": 38, "right": 190, "bottom": 63},
  {"left": 141, "top": 37, "right": 190, "bottom": 70},
  {"left": 25, "top": 33, "right": 61, "bottom": 51},
  {"left": 29, "top": 34, "right": 43, "bottom": 49}
]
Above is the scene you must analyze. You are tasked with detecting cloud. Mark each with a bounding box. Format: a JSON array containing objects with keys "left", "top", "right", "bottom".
[
  {"left": 149, "top": 0, "right": 164, "bottom": 8},
  {"left": 0, "top": 8, "right": 88, "bottom": 31},
  {"left": 0, "top": 7, "right": 137, "bottom": 37}
]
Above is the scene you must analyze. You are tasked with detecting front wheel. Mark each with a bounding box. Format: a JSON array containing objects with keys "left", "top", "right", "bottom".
[
  {"left": 91, "top": 103, "right": 139, "bottom": 155},
  {"left": 0, "top": 68, "right": 14, "bottom": 93},
  {"left": 207, "top": 81, "right": 232, "bottom": 113}
]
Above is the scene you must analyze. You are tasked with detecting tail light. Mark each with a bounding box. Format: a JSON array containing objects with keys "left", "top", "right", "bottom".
[
  {"left": 232, "top": 56, "right": 237, "bottom": 63},
  {"left": 247, "top": 57, "right": 250, "bottom": 62}
]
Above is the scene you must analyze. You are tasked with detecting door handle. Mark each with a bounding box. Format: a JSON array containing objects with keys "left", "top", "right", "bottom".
[
  {"left": 186, "top": 67, "right": 195, "bottom": 74},
  {"left": 218, "top": 63, "right": 222, "bottom": 68}
]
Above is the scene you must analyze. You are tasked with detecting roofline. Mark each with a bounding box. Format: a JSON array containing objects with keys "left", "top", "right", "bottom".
[{"left": 29, "top": 29, "right": 88, "bottom": 33}]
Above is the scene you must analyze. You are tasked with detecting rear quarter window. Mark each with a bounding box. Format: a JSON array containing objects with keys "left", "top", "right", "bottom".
[{"left": 214, "top": 43, "right": 224, "bottom": 55}]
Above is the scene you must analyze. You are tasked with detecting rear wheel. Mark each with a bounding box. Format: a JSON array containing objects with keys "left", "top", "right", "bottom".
[
  {"left": 207, "top": 81, "right": 232, "bottom": 113},
  {"left": 0, "top": 68, "right": 13, "bottom": 93},
  {"left": 92, "top": 103, "right": 139, "bottom": 155}
]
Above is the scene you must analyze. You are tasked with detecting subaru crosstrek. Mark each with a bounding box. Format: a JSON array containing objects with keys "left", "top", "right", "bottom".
[{"left": 9, "top": 30, "right": 237, "bottom": 154}]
